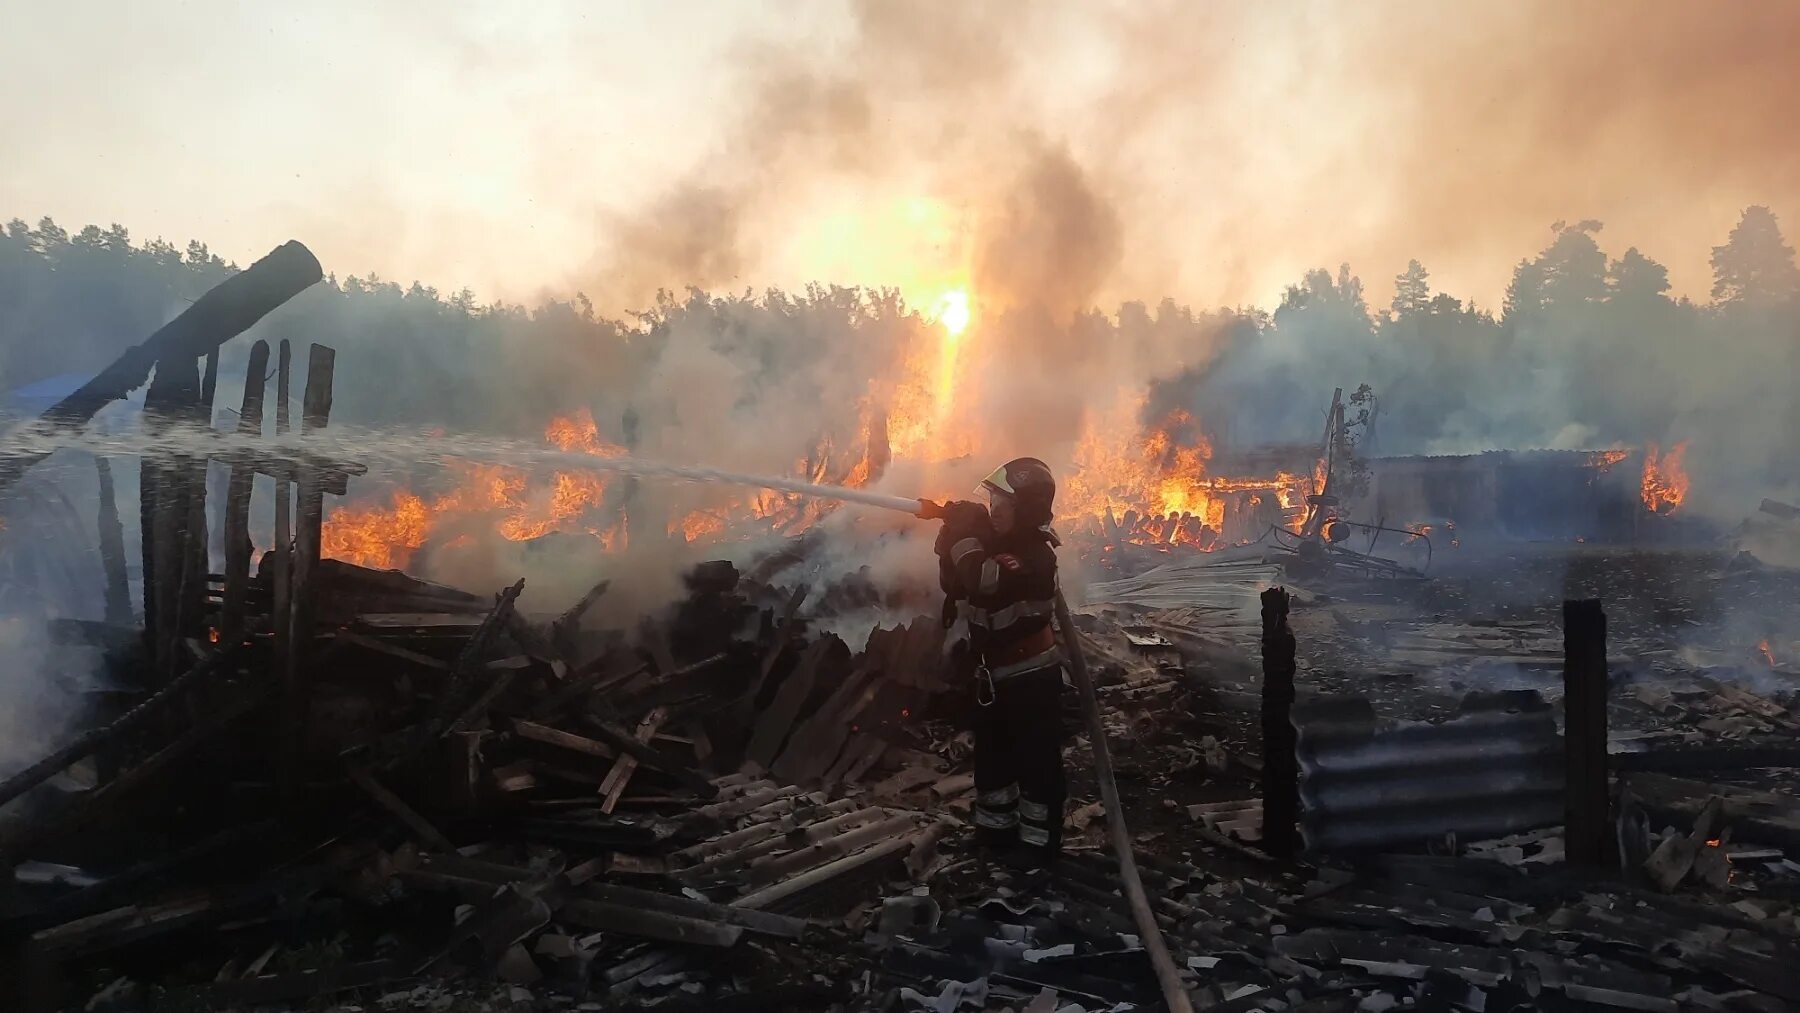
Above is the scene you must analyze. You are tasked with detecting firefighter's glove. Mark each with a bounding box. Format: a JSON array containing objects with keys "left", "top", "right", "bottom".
[{"left": 936, "top": 500, "right": 992, "bottom": 544}]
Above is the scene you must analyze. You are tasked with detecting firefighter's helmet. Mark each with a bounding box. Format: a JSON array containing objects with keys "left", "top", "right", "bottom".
[{"left": 978, "top": 457, "right": 1056, "bottom": 530}]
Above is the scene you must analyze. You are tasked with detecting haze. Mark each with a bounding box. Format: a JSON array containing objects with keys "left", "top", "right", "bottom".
[{"left": 4, "top": 1, "right": 1797, "bottom": 314}]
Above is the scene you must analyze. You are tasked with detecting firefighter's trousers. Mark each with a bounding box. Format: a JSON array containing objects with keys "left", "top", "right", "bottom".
[{"left": 970, "top": 665, "right": 1066, "bottom": 857}]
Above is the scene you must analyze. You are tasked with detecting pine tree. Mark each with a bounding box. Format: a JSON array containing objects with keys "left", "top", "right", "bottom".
[
  {"left": 1711, "top": 205, "right": 1800, "bottom": 305},
  {"left": 1391, "top": 259, "right": 1431, "bottom": 317}
]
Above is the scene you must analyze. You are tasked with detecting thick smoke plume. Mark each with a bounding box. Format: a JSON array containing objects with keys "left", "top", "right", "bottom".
[{"left": 8, "top": 2, "right": 1800, "bottom": 629}]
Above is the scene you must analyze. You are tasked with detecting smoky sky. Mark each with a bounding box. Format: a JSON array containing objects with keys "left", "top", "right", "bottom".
[{"left": 4, "top": 1, "right": 1798, "bottom": 314}]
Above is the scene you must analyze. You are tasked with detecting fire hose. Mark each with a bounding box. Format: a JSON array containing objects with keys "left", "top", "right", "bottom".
[{"left": 915, "top": 498, "right": 1196, "bottom": 1013}]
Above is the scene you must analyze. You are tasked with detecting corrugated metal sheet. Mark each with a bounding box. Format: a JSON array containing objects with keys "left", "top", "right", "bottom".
[{"left": 1293, "top": 690, "right": 1563, "bottom": 851}]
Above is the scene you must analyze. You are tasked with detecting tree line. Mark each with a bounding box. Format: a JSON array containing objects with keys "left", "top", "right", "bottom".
[{"left": 3, "top": 207, "right": 1797, "bottom": 497}]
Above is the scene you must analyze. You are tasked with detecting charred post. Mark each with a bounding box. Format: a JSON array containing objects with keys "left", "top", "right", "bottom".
[
  {"left": 93, "top": 456, "right": 132, "bottom": 625},
  {"left": 139, "top": 352, "right": 200, "bottom": 677},
  {"left": 0, "top": 240, "right": 321, "bottom": 493},
  {"left": 1260, "top": 585, "right": 1300, "bottom": 858},
  {"left": 218, "top": 340, "right": 271, "bottom": 647},
  {"left": 171, "top": 348, "right": 222, "bottom": 662},
  {"left": 1563, "top": 598, "right": 1610, "bottom": 867},
  {"left": 282, "top": 343, "right": 335, "bottom": 793}
]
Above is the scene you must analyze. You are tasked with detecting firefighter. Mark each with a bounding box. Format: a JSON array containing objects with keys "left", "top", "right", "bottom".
[{"left": 934, "top": 457, "right": 1066, "bottom": 863}]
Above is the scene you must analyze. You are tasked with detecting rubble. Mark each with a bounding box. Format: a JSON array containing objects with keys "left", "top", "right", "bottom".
[{"left": 4, "top": 288, "right": 1800, "bottom": 1010}]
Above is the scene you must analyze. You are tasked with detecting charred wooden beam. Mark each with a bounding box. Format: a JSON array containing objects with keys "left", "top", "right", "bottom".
[
  {"left": 0, "top": 241, "right": 321, "bottom": 492},
  {"left": 348, "top": 765, "right": 456, "bottom": 852},
  {"left": 0, "top": 645, "right": 242, "bottom": 812},
  {"left": 270, "top": 339, "right": 295, "bottom": 802},
  {"left": 0, "top": 685, "right": 264, "bottom": 862},
  {"left": 578, "top": 714, "right": 718, "bottom": 799},
  {"left": 217, "top": 341, "right": 270, "bottom": 648},
  {"left": 93, "top": 457, "right": 131, "bottom": 625},
  {"left": 599, "top": 705, "right": 669, "bottom": 814},
  {"left": 1260, "top": 586, "right": 1299, "bottom": 858},
  {"left": 560, "top": 898, "right": 743, "bottom": 948},
  {"left": 579, "top": 882, "right": 808, "bottom": 939},
  {"left": 529, "top": 657, "right": 649, "bottom": 720},
  {"left": 140, "top": 351, "right": 200, "bottom": 676},
  {"left": 179, "top": 349, "right": 221, "bottom": 639},
  {"left": 1563, "top": 599, "right": 1610, "bottom": 867},
  {"left": 730, "top": 832, "right": 919, "bottom": 912},
  {"left": 282, "top": 343, "right": 335, "bottom": 791},
  {"left": 160, "top": 961, "right": 401, "bottom": 1008},
  {"left": 551, "top": 578, "right": 610, "bottom": 659}
]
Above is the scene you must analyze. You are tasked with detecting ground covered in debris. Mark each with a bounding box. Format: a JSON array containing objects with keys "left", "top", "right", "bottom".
[{"left": 5, "top": 536, "right": 1800, "bottom": 1012}]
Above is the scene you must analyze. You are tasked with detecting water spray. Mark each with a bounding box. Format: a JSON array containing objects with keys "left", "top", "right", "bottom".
[{"left": 2, "top": 422, "right": 951, "bottom": 519}]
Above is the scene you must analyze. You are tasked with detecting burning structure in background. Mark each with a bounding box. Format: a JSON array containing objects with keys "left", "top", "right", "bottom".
[{"left": 7, "top": 3, "right": 1800, "bottom": 621}]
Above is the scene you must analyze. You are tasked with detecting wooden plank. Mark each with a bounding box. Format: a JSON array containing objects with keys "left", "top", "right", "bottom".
[
  {"left": 348, "top": 766, "right": 456, "bottom": 852},
  {"left": 580, "top": 882, "right": 808, "bottom": 939},
  {"left": 513, "top": 719, "right": 616, "bottom": 762},
  {"left": 1260, "top": 587, "right": 1298, "bottom": 858},
  {"left": 1563, "top": 599, "right": 1610, "bottom": 867},
  {"left": 356, "top": 612, "right": 488, "bottom": 630},
  {"left": 94, "top": 456, "right": 132, "bottom": 624},
  {"left": 731, "top": 832, "right": 920, "bottom": 911},
  {"left": 162, "top": 961, "right": 400, "bottom": 1007},
  {"left": 271, "top": 338, "right": 294, "bottom": 802},
  {"left": 0, "top": 646, "right": 241, "bottom": 812},
  {"left": 218, "top": 340, "right": 270, "bottom": 648},
  {"left": 281, "top": 344, "right": 336, "bottom": 795},
  {"left": 577, "top": 715, "right": 718, "bottom": 798},
  {"left": 744, "top": 811, "right": 913, "bottom": 884},
  {"left": 599, "top": 706, "right": 669, "bottom": 814},
  {"left": 0, "top": 241, "right": 322, "bottom": 492},
  {"left": 560, "top": 898, "right": 743, "bottom": 947},
  {"left": 328, "top": 630, "right": 451, "bottom": 672},
  {"left": 772, "top": 663, "right": 882, "bottom": 784},
  {"left": 738, "top": 584, "right": 808, "bottom": 718},
  {"left": 445, "top": 667, "right": 526, "bottom": 735},
  {"left": 744, "top": 637, "right": 833, "bottom": 772},
  {"left": 140, "top": 351, "right": 199, "bottom": 677},
  {"left": 529, "top": 656, "right": 649, "bottom": 719}
]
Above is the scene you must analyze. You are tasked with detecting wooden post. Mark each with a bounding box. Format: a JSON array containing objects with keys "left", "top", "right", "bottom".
[
  {"left": 272, "top": 340, "right": 293, "bottom": 650},
  {"left": 281, "top": 344, "right": 335, "bottom": 789},
  {"left": 218, "top": 341, "right": 270, "bottom": 648},
  {"left": 1260, "top": 586, "right": 1299, "bottom": 858},
  {"left": 140, "top": 354, "right": 200, "bottom": 677},
  {"left": 94, "top": 457, "right": 132, "bottom": 625},
  {"left": 0, "top": 241, "right": 321, "bottom": 494},
  {"left": 170, "top": 349, "right": 222, "bottom": 667},
  {"left": 1564, "top": 598, "right": 1610, "bottom": 866},
  {"left": 272, "top": 339, "right": 294, "bottom": 797}
]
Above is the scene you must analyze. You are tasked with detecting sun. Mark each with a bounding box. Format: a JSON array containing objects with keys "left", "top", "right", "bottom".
[{"left": 936, "top": 289, "right": 972, "bottom": 337}]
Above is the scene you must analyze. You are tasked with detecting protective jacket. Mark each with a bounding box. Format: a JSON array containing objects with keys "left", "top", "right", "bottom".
[{"left": 935, "top": 505, "right": 1063, "bottom": 682}]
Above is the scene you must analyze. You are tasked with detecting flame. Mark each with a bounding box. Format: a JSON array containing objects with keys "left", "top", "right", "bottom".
[
  {"left": 1589, "top": 448, "right": 1630, "bottom": 472},
  {"left": 1641, "top": 441, "right": 1690, "bottom": 513},
  {"left": 889, "top": 287, "right": 977, "bottom": 460},
  {"left": 1759, "top": 639, "right": 1777, "bottom": 667},
  {"left": 322, "top": 410, "right": 629, "bottom": 569},
  {"left": 937, "top": 289, "right": 972, "bottom": 338},
  {"left": 1063, "top": 403, "right": 1314, "bottom": 550},
  {"left": 1705, "top": 838, "right": 1723, "bottom": 848}
]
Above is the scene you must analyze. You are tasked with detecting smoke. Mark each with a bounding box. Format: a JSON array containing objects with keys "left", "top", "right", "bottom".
[{"left": 0, "top": 467, "right": 110, "bottom": 782}]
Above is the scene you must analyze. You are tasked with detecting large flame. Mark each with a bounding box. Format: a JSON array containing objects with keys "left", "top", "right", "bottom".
[
  {"left": 1061, "top": 401, "right": 1314, "bottom": 549},
  {"left": 1641, "top": 441, "right": 1690, "bottom": 514},
  {"left": 321, "top": 410, "right": 628, "bottom": 570},
  {"left": 889, "top": 286, "right": 976, "bottom": 460}
]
